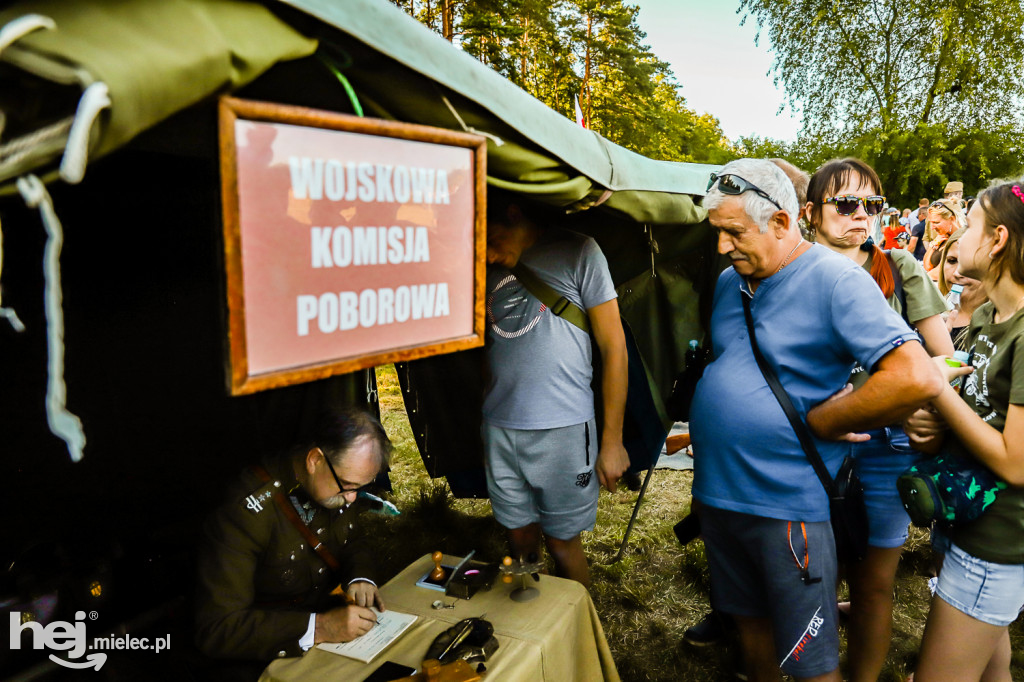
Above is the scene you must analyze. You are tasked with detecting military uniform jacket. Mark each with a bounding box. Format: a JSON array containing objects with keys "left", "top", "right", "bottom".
[{"left": 195, "top": 455, "right": 376, "bottom": 661}]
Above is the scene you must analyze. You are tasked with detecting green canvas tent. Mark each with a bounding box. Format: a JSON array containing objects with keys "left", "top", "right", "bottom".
[
  {"left": 0, "top": 0, "right": 721, "bottom": 478},
  {"left": 0, "top": 2, "right": 722, "bottom": 660}
]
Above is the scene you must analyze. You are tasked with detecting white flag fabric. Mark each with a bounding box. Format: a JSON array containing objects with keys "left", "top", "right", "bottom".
[{"left": 574, "top": 94, "right": 586, "bottom": 128}]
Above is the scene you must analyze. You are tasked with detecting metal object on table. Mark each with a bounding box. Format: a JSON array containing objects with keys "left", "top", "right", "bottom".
[{"left": 498, "top": 555, "right": 541, "bottom": 602}]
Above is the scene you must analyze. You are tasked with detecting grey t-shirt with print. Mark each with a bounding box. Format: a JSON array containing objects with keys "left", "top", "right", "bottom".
[{"left": 483, "top": 229, "right": 617, "bottom": 430}]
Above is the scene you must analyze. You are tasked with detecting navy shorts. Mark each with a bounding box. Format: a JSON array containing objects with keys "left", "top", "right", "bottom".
[
  {"left": 482, "top": 419, "right": 598, "bottom": 540},
  {"left": 701, "top": 506, "right": 840, "bottom": 678}
]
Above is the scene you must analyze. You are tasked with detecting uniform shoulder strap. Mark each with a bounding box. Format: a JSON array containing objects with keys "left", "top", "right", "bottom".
[
  {"left": 250, "top": 465, "right": 342, "bottom": 573},
  {"left": 510, "top": 262, "right": 591, "bottom": 334}
]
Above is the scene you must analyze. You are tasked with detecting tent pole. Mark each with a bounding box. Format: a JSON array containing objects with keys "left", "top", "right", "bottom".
[{"left": 609, "top": 465, "right": 655, "bottom": 563}]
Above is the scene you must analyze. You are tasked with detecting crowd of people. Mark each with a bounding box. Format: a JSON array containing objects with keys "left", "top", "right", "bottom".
[
  {"left": 190, "top": 155, "right": 1022, "bottom": 682},
  {"left": 692, "top": 159, "right": 1023, "bottom": 682}
]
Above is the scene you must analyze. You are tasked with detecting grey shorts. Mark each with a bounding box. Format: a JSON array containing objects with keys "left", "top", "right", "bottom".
[
  {"left": 482, "top": 419, "right": 599, "bottom": 540},
  {"left": 700, "top": 506, "right": 840, "bottom": 679}
]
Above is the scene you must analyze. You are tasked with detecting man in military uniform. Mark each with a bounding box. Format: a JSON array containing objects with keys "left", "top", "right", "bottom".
[{"left": 195, "top": 408, "right": 392, "bottom": 662}]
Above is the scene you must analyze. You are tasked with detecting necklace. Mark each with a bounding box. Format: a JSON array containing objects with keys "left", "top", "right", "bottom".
[{"left": 775, "top": 239, "right": 804, "bottom": 275}]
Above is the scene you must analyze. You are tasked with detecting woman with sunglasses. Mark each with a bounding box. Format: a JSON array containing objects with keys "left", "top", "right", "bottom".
[
  {"left": 805, "top": 158, "right": 954, "bottom": 682},
  {"left": 924, "top": 199, "right": 967, "bottom": 281},
  {"left": 905, "top": 181, "right": 1024, "bottom": 682}
]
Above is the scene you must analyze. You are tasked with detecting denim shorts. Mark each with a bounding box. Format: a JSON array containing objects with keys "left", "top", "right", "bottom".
[
  {"left": 935, "top": 542, "right": 1024, "bottom": 626},
  {"left": 850, "top": 426, "right": 919, "bottom": 548},
  {"left": 482, "top": 419, "right": 598, "bottom": 540},
  {"left": 701, "top": 506, "right": 839, "bottom": 678}
]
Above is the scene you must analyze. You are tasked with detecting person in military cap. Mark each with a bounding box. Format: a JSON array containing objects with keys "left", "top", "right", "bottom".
[
  {"left": 944, "top": 180, "right": 964, "bottom": 202},
  {"left": 195, "top": 408, "right": 392, "bottom": 662}
]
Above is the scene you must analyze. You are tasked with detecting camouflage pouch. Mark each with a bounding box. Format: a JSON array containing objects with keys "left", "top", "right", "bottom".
[{"left": 897, "top": 453, "right": 1008, "bottom": 528}]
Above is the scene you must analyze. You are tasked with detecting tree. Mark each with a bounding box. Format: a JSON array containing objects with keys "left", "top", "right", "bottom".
[
  {"left": 739, "top": 0, "right": 1024, "bottom": 138},
  {"left": 388, "top": 0, "right": 735, "bottom": 164}
]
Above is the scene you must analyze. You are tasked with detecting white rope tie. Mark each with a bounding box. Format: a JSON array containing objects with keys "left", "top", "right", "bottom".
[
  {"left": 441, "top": 95, "right": 504, "bottom": 146},
  {"left": 60, "top": 82, "right": 110, "bottom": 185},
  {"left": 16, "top": 174, "right": 87, "bottom": 463},
  {"left": 0, "top": 216, "right": 25, "bottom": 332},
  {"left": 0, "top": 13, "right": 55, "bottom": 55}
]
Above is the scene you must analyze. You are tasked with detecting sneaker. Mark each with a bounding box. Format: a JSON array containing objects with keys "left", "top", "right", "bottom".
[{"left": 683, "top": 611, "right": 725, "bottom": 647}]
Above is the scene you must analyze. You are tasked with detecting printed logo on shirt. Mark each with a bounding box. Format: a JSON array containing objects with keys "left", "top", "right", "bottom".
[
  {"left": 891, "top": 338, "right": 905, "bottom": 348},
  {"left": 964, "top": 334, "right": 996, "bottom": 420},
  {"left": 487, "top": 274, "right": 547, "bottom": 339}
]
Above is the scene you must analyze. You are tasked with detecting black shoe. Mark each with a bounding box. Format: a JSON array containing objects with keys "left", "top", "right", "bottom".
[
  {"left": 621, "top": 470, "right": 642, "bottom": 491},
  {"left": 683, "top": 611, "right": 725, "bottom": 647}
]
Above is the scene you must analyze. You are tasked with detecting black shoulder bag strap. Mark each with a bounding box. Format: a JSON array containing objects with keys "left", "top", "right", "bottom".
[
  {"left": 510, "top": 262, "right": 591, "bottom": 334},
  {"left": 741, "top": 292, "right": 837, "bottom": 497}
]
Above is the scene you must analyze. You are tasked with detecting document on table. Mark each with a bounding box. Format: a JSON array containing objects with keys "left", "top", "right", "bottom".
[{"left": 315, "top": 609, "right": 418, "bottom": 663}]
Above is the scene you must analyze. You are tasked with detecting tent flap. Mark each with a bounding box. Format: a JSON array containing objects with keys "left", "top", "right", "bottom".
[{"left": 0, "top": 0, "right": 317, "bottom": 187}]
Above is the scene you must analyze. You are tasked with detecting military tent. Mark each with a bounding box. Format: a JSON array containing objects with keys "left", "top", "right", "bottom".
[{"left": 0, "top": 0, "right": 720, "bottom": 669}]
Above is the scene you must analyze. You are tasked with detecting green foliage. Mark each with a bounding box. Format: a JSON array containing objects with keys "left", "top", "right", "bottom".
[
  {"left": 732, "top": 0, "right": 1024, "bottom": 209},
  {"left": 389, "top": 0, "right": 734, "bottom": 164},
  {"left": 736, "top": 124, "right": 1024, "bottom": 207},
  {"left": 739, "top": 0, "right": 1024, "bottom": 138}
]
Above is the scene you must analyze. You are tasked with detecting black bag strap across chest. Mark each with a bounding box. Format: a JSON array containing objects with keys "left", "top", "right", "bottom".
[
  {"left": 510, "top": 262, "right": 590, "bottom": 334},
  {"left": 741, "top": 292, "right": 837, "bottom": 497}
]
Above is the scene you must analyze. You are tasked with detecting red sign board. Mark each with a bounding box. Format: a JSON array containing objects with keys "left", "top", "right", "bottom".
[{"left": 219, "top": 97, "right": 486, "bottom": 395}]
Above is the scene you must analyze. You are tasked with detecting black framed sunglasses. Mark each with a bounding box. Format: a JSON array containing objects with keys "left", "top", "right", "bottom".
[
  {"left": 824, "top": 195, "right": 887, "bottom": 217},
  {"left": 707, "top": 172, "right": 783, "bottom": 211},
  {"left": 322, "top": 452, "right": 374, "bottom": 496}
]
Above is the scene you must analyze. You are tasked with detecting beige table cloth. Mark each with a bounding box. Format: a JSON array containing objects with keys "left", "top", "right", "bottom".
[{"left": 260, "top": 553, "right": 620, "bottom": 682}]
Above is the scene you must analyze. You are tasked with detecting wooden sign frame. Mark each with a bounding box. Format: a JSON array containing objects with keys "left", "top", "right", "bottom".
[{"left": 219, "top": 96, "right": 487, "bottom": 395}]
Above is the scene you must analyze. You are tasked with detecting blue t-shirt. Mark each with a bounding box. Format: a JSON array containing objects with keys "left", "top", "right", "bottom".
[
  {"left": 482, "top": 229, "right": 617, "bottom": 429},
  {"left": 690, "top": 244, "right": 919, "bottom": 521}
]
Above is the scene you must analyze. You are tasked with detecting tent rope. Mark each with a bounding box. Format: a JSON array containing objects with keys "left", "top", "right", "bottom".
[
  {"left": 317, "top": 54, "right": 364, "bottom": 117},
  {"left": 440, "top": 95, "right": 504, "bottom": 147},
  {"left": 0, "top": 117, "right": 73, "bottom": 165},
  {"left": 0, "top": 13, "right": 55, "bottom": 56},
  {"left": 16, "top": 174, "right": 87, "bottom": 462},
  {"left": 0, "top": 214, "right": 26, "bottom": 332},
  {"left": 60, "top": 82, "right": 110, "bottom": 185}
]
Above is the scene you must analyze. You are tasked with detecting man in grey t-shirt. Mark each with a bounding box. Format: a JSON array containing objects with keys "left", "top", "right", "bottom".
[{"left": 482, "top": 194, "right": 628, "bottom": 586}]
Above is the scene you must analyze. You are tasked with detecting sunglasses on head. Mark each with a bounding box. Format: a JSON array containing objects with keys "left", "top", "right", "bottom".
[
  {"left": 823, "top": 195, "right": 886, "bottom": 217},
  {"left": 707, "top": 173, "right": 783, "bottom": 211}
]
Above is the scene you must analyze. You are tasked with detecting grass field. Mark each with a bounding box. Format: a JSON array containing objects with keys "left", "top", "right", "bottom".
[{"left": 368, "top": 365, "right": 1024, "bottom": 681}]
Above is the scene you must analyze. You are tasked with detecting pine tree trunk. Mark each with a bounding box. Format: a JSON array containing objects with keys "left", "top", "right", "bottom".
[
  {"left": 520, "top": 15, "right": 529, "bottom": 83},
  {"left": 584, "top": 11, "right": 592, "bottom": 129},
  {"left": 441, "top": 0, "right": 453, "bottom": 42}
]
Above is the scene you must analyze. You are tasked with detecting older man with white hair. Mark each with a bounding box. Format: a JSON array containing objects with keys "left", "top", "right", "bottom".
[{"left": 689, "top": 158, "right": 942, "bottom": 682}]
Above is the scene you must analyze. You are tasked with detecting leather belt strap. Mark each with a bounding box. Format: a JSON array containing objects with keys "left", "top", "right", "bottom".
[{"left": 251, "top": 465, "right": 342, "bottom": 573}]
